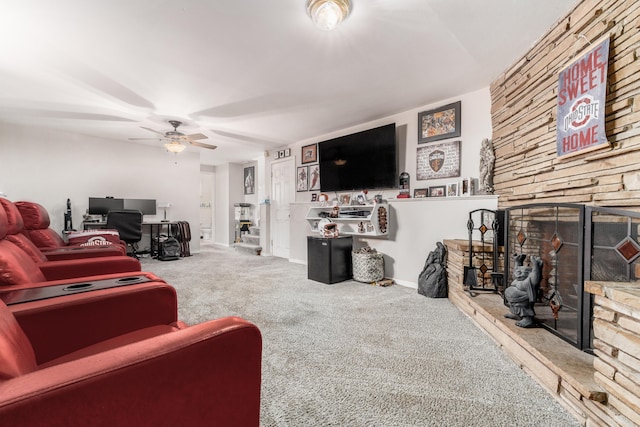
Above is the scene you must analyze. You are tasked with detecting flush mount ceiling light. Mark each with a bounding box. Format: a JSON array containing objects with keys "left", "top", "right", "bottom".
[{"left": 306, "top": 0, "right": 352, "bottom": 31}]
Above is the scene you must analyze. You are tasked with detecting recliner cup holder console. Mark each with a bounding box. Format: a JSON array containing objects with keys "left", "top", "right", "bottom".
[
  {"left": 115, "top": 276, "right": 145, "bottom": 284},
  {"left": 63, "top": 283, "right": 94, "bottom": 291},
  {"left": 0, "top": 275, "right": 152, "bottom": 305}
]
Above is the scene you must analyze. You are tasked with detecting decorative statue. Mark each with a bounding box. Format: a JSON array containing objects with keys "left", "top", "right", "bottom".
[
  {"left": 417, "top": 242, "right": 448, "bottom": 298},
  {"left": 479, "top": 138, "right": 495, "bottom": 194},
  {"left": 504, "top": 254, "right": 543, "bottom": 328}
]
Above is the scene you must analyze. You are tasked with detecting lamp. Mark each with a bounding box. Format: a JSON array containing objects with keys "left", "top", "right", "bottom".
[
  {"left": 157, "top": 202, "right": 172, "bottom": 222},
  {"left": 306, "top": 0, "right": 351, "bottom": 31},
  {"left": 164, "top": 141, "right": 186, "bottom": 153}
]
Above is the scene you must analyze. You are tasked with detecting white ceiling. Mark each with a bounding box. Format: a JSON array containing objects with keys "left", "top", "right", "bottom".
[{"left": 0, "top": 0, "right": 578, "bottom": 166}]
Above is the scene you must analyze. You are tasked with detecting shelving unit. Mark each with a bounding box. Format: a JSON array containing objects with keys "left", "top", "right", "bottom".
[{"left": 305, "top": 203, "right": 389, "bottom": 237}]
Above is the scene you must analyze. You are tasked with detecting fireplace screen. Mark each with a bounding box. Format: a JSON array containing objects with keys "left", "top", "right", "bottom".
[
  {"left": 505, "top": 204, "right": 584, "bottom": 347},
  {"left": 505, "top": 204, "right": 640, "bottom": 350}
]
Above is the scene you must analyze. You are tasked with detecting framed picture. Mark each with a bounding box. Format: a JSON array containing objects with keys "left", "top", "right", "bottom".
[
  {"left": 285, "top": 148, "right": 291, "bottom": 157},
  {"left": 311, "top": 193, "right": 318, "bottom": 202},
  {"left": 274, "top": 151, "right": 279, "bottom": 159},
  {"left": 416, "top": 140, "right": 461, "bottom": 180},
  {"left": 297, "top": 166, "right": 308, "bottom": 192},
  {"left": 414, "top": 188, "right": 428, "bottom": 198},
  {"left": 279, "top": 150, "right": 285, "bottom": 159},
  {"left": 446, "top": 182, "right": 459, "bottom": 197},
  {"left": 460, "top": 178, "right": 470, "bottom": 196},
  {"left": 244, "top": 166, "right": 255, "bottom": 195},
  {"left": 429, "top": 185, "right": 446, "bottom": 197},
  {"left": 301, "top": 143, "right": 318, "bottom": 164},
  {"left": 308, "top": 164, "right": 321, "bottom": 191},
  {"left": 339, "top": 193, "right": 351, "bottom": 205},
  {"left": 418, "top": 101, "right": 461, "bottom": 144}
]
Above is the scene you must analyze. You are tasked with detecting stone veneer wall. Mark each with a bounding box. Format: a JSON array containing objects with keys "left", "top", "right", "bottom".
[
  {"left": 586, "top": 281, "right": 640, "bottom": 425},
  {"left": 490, "top": 0, "right": 640, "bottom": 210}
]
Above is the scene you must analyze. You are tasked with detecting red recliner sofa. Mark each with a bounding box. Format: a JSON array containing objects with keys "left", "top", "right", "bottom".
[
  {"left": 0, "top": 198, "right": 132, "bottom": 262},
  {"left": 0, "top": 230, "right": 142, "bottom": 288},
  {"left": 0, "top": 206, "right": 164, "bottom": 292},
  {"left": 14, "top": 200, "right": 127, "bottom": 256},
  {"left": 0, "top": 285, "right": 263, "bottom": 426}
]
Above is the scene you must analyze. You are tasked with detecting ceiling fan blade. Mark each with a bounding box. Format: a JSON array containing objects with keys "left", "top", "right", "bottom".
[
  {"left": 189, "top": 140, "right": 217, "bottom": 150},
  {"left": 141, "top": 126, "right": 166, "bottom": 136},
  {"left": 185, "top": 132, "right": 208, "bottom": 140},
  {"left": 128, "top": 137, "right": 163, "bottom": 141}
]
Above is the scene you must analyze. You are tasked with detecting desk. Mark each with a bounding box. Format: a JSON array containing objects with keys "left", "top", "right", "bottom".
[{"left": 83, "top": 221, "right": 177, "bottom": 258}]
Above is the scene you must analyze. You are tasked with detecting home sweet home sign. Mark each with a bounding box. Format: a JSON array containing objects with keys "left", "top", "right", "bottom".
[{"left": 556, "top": 35, "right": 610, "bottom": 158}]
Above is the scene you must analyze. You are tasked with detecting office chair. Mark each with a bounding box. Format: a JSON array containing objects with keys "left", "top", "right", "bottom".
[{"left": 106, "top": 210, "right": 143, "bottom": 259}]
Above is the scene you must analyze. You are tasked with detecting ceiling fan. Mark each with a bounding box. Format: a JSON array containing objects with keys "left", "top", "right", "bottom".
[{"left": 129, "top": 120, "right": 217, "bottom": 152}]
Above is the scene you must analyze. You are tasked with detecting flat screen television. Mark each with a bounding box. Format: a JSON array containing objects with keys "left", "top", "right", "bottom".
[
  {"left": 318, "top": 123, "right": 397, "bottom": 192},
  {"left": 88, "top": 197, "right": 124, "bottom": 215}
]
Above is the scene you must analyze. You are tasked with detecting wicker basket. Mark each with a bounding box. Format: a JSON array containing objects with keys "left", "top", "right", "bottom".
[{"left": 352, "top": 252, "right": 384, "bottom": 282}]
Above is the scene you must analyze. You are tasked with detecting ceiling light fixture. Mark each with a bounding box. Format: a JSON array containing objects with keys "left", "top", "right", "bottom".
[
  {"left": 306, "top": 0, "right": 352, "bottom": 31},
  {"left": 165, "top": 141, "right": 186, "bottom": 153}
]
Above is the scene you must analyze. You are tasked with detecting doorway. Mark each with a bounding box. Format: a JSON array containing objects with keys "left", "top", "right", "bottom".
[
  {"left": 199, "top": 171, "right": 215, "bottom": 240},
  {"left": 270, "top": 158, "right": 294, "bottom": 258}
]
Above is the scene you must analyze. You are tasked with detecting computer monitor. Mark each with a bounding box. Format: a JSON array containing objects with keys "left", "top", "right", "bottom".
[
  {"left": 88, "top": 197, "right": 124, "bottom": 215},
  {"left": 123, "top": 198, "right": 157, "bottom": 215}
]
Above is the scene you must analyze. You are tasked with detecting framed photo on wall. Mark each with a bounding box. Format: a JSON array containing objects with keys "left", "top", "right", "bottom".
[
  {"left": 301, "top": 143, "right": 318, "bottom": 164},
  {"left": 297, "top": 166, "right": 308, "bottom": 192},
  {"left": 428, "top": 185, "right": 446, "bottom": 197},
  {"left": 418, "top": 101, "right": 461, "bottom": 144},
  {"left": 414, "top": 188, "right": 428, "bottom": 198},
  {"left": 244, "top": 166, "right": 255, "bottom": 195},
  {"left": 446, "top": 182, "right": 459, "bottom": 197},
  {"left": 416, "top": 140, "right": 461, "bottom": 180},
  {"left": 308, "top": 164, "right": 321, "bottom": 191}
]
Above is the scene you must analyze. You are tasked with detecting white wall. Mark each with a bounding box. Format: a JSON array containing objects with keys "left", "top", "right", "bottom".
[
  {"left": 214, "top": 163, "right": 231, "bottom": 246},
  {"left": 283, "top": 87, "right": 492, "bottom": 202},
  {"left": 281, "top": 87, "right": 497, "bottom": 286},
  {"left": 0, "top": 122, "right": 201, "bottom": 253},
  {"left": 291, "top": 196, "right": 497, "bottom": 287}
]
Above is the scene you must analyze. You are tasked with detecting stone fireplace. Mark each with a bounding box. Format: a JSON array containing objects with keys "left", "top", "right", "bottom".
[{"left": 445, "top": 203, "right": 640, "bottom": 424}]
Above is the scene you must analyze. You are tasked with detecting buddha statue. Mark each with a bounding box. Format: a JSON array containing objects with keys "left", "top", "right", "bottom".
[{"left": 504, "top": 254, "right": 543, "bottom": 328}]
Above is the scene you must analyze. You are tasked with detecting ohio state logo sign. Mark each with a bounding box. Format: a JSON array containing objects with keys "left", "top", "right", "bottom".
[{"left": 562, "top": 94, "right": 600, "bottom": 132}]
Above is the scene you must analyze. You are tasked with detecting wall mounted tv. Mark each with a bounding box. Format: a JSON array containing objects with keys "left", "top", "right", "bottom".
[{"left": 318, "top": 123, "right": 397, "bottom": 193}]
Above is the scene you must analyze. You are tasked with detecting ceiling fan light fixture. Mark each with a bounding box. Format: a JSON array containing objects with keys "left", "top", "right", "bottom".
[
  {"left": 165, "top": 141, "right": 186, "bottom": 153},
  {"left": 306, "top": 0, "right": 351, "bottom": 31}
]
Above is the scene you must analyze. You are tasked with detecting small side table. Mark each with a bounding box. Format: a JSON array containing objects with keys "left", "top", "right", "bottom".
[{"left": 307, "top": 236, "right": 353, "bottom": 284}]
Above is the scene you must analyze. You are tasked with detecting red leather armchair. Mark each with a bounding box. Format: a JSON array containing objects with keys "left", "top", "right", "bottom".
[
  {"left": 14, "top": 200, "right": 126, "bottom": 256},
  {"left": 0, "top": 285, "right": 263, "bottom": 426}
]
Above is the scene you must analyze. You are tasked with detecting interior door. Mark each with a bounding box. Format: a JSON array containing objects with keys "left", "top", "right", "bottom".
[{"left": 271, "top": 158, "right": 294, "bottom": 258}]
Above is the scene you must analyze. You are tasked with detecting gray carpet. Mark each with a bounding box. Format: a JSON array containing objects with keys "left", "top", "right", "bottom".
[{"left": 141, "top": 242, "right": 580, "bottom": 427}]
